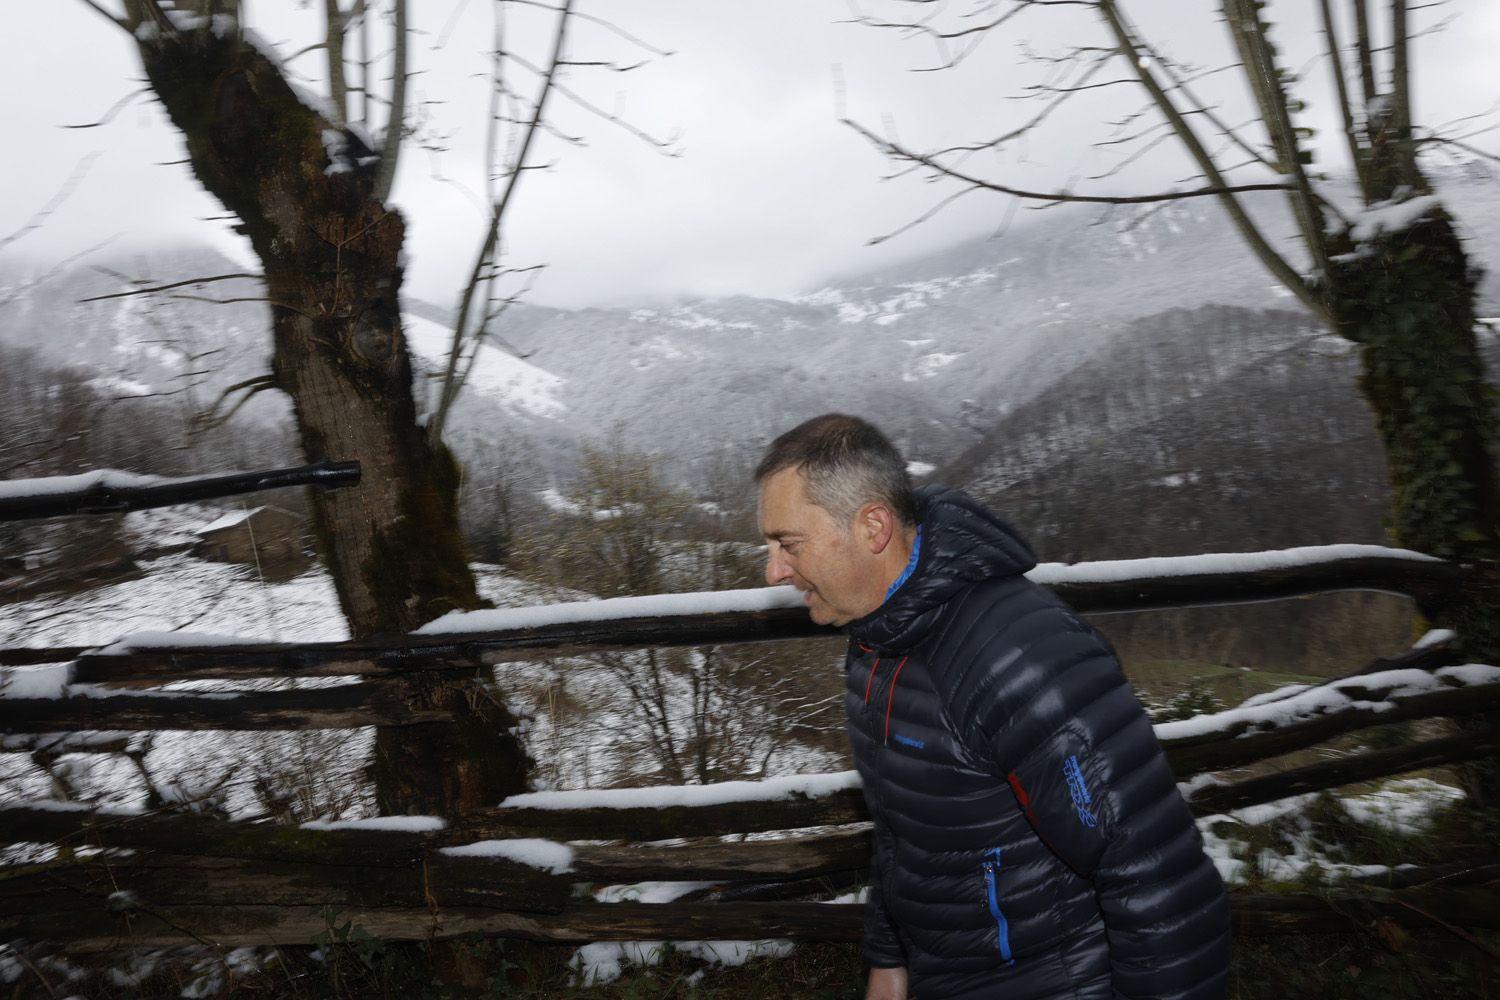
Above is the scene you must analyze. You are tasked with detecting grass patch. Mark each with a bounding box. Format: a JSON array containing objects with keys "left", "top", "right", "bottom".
[
  {"left": 1229, "top": 931, "right": 1500, "bottom": 999},
  {"left": 1126, "top": 658, "right": 1323, "bottom": 709},
  {"left": 2, "top": 939, "right": 868, "bottom": 999}
]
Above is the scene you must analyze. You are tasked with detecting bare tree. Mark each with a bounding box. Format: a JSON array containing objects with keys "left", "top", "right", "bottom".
[
  {"left": 73, "top": 0, "right": 673, "bottom": 836},
  {"left": 848, "top": 0, "right": 1500, "bottom": 807},
  {"left": 424, "top": 1, "right": 678, "bottom": 444},
  {"left": 73, "top": 2, "right": 532, "bottom": 840},
  {"left": 527, "top": 438, "right": 843, "bottom": 785}
]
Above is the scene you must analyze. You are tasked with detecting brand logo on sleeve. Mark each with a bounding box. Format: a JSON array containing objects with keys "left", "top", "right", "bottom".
[{"left": 1063, "top": 754, "right": 1098, "bottom": 829}]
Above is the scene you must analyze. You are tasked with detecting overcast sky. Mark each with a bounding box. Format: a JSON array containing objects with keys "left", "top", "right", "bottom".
[{"left": 3, "top": 1, "right": 1497, "bottom": 310}]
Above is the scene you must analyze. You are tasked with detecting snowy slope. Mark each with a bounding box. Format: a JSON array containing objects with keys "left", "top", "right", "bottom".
[
  {"left": 402, "top": 313, "right": 568, "bottom": 421},
  {"left": 2, "top": 170, "right": 1497, "bottom": 484}
]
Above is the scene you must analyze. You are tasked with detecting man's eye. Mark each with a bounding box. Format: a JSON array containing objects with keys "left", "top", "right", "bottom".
[{"left": 782, "top": 542, "right": 799, "bottom": 555}]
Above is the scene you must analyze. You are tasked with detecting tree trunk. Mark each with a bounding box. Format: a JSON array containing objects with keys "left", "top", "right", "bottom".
[
  {"left": 122, "top": 9, "right": 530, "bottom": 816},
  {"left": 1328, "top": 163, "right": 1500, "bottom": 811}
]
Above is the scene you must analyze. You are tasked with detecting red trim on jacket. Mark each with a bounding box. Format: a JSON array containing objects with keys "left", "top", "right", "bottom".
[{"left": 884, "top": 656, "right": 911, "bottom": 743}]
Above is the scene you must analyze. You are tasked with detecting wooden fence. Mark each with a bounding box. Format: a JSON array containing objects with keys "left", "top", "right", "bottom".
[
  {"left": 4, "top": 560, "right": 1500, "bottom": 950},
  {"left": 2, "top": 468, "right": 1500, "bottom": 952}
]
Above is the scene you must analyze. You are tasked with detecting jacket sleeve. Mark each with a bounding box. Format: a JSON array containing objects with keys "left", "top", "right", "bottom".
[
  {"left": 981, "top": 609, "right": 1231, "bottom": 1000},
  {"left": 862, "top": 831, "right": 908, "bottom": 968}
]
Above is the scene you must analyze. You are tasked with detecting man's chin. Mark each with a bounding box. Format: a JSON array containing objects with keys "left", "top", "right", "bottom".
[
  {"left": 805, "top": 599, "right": 849, "bottom": 628},
  {"left": 803, "top": 595, "right": 829, "bottom": 625}
]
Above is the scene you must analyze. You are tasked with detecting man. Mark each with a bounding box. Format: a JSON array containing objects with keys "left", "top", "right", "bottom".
[{"left": 756, "top": 414, "right": 1230, "bottom": 1000}]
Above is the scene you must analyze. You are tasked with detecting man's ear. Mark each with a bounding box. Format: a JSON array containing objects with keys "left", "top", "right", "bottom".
[{"left": 859, "top": 502, "right": 896, "bottom": 555}]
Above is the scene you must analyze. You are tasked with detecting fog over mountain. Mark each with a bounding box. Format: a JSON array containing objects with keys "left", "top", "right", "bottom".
[{"left": 3, "top": 167, "right": 1498, "bottom": 516}]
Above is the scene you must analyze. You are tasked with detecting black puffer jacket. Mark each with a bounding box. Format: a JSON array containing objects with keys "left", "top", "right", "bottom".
[{"left": 845, "top": 487, "right": 1230, "bottom": 1000}]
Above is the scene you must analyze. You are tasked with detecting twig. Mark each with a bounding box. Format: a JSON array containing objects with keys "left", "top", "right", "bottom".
[
  {"left": 61, "top": 89, "right": 149, "bottom": 129},
  {"left": 11, "top": 948, "right": 61, "bottom": 999},
  {"left": 76, "top": 0, "right": 130, "bottom": 35},
  {"left": 78, "top": 272, "right": 263, "bottom": 303},
  {"left": 0, "top": 154, "right": 102, "bottom": 251},
  {"left": 845, "top": 117, "right": 1295, "bottom": 205},
  {"left": 1391, "top": 897, "right": 1500, "bottom": 964}
]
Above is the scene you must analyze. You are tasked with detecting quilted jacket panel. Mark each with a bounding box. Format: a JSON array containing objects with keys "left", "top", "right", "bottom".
[{"left": 844, "top": 487, "right": 1230, "bottom": 1000}]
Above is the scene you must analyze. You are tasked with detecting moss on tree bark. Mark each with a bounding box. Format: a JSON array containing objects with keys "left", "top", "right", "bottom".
[{"left": 124, "top": 15, "right": 531, "bottom": 816}]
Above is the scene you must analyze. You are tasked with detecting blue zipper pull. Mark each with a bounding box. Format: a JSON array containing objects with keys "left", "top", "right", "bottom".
[{"left": 983, "top": 853, "right": 1015, "bottom": 965}]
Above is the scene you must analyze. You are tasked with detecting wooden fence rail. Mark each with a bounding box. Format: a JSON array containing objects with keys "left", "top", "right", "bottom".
[
  {"left": 13, "top": 888, "right": 1500, "bottom": 953},
  {"left": 5, "top": 801, "right": 1500, "bottom": 949},
  {"left": 0, "top": 460, "right": 360, "bottom": 522},
  {"left": 0, "top": 681, "right": 445, "bottom": 733},
  {"left": 2, "top": 549, "right": 1467, "bottom": 676},
  {"left": 5, "top": 545, "right": 1500, "bottom": 953}
]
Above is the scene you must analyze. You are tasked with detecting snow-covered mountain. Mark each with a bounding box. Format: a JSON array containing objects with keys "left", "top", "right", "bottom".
[{"left": 2, "top": 169, "right": 1497, "bottom": 486}]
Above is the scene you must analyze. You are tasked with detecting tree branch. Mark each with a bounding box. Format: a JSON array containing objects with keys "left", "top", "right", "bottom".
[
  {"left": 372, "top": 0, "right": 407, "bottom": 202},
  {"left": 1352, "top": 0, "right": 1378, "bottom": 108},
  {"left": 192, "top": 374, "right": 280, "bottom": 433},
  {"left": 61, "top": 89, "right": 150, "bottom": 130},
  {"left": 844, "top": 117, "right": 1295, "bottom": 205},
  {"left": 0, "top": 154, "right": 102, "bottom": 252},
  {"left": 1319, "top": 0, "right": 1369, "bottom": 191},
  {"left": 77, "top": 272, "right": 262, "bottom": 303},
  {"left": 1099, "top": 0, "right": 1332, "bottom": 325},
  {"left": 323, "top": 0, "right": 349, "bottom": 124},
  {"left": 1221, "top": 0, "right": 1334, "bottom": 286},
  {"left": 919, "top": 54, "right": 1113, "bottom": 160},
  {"left": 1142, "top": 43, "right": 1278, "bottom": 174},
  {"left": 1391, "top": 0, "right": 1412, "bottom": 136},
  {"left": 501, "top": 50, "right": 681, "bottom": 152},
  {"left": 76, "top": 0, "right": 131, "bottom": 34},
  {"left": 428, "top": 0, "right": 573, "bottom": 445}
]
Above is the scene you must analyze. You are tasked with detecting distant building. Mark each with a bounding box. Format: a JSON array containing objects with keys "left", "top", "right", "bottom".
[{"left": 193, "top": 506, "right": 311, "bottom": 578}]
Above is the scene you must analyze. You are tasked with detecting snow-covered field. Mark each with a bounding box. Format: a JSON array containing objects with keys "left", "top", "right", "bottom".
[{"left": 0, "top": 524, "right": 843, "bottom": 814}]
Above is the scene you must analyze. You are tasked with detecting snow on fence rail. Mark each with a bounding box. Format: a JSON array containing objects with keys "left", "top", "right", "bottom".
[
  {"left": 0, "top": 544, "right": 1468, "bottom": 675},
  {"left": 5, "top": 544, "right": 1500, "bottom": 949},
  {"left": 0, "top": 460, "right": 360, "bottom": 521}
]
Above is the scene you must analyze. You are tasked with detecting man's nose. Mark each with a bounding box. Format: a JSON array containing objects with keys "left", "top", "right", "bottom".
[{"left": 765, "top": 548, "right": 792, "bottom": 586}]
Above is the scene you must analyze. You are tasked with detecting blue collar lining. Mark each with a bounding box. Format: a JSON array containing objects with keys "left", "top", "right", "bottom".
[{"left": 884, "top": 525, "right": 923, "bottom": 602}]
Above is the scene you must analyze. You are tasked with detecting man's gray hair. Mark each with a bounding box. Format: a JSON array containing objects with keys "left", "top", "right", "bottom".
[{"left": 755, "top": 413, "right": 918, "bottom": 527}]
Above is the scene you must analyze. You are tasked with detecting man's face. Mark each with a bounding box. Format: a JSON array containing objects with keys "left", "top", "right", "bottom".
[{"left": 758, "top": 467, "right": 876, "bottom": 627}]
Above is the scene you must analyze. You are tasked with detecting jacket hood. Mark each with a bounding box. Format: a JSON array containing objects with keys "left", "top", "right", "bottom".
[{"left": 846, "top": 485, "right": 1036, "bottom": 652}]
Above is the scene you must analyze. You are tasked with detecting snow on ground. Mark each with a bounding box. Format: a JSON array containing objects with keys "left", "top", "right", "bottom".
[
  {"left": 1, "top": 553, "right": 346, "bottom": 648},
  {"left": 1340, "top": 777, "right": 1465, "bottom": 833},
  {"left": 570, "top": 937, "right": 795, "bottom": 987},
  {"left": 0, "top": 550, "right": 843, "bottom": 818},
  {"left": 1195, "top": 777, "right": 1464, "bottom": 886},
  {"left": 0, "top": 555, "right": 555, "bottom": 824},
  {"left": 569, "top": 880, "right": 793, "bottom": 985}
]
